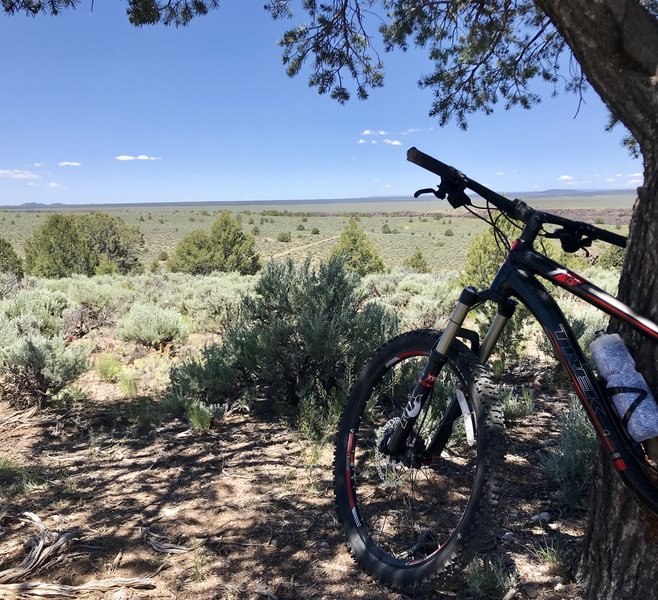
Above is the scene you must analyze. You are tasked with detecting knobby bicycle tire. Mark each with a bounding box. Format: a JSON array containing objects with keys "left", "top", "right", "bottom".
[{"left": 334, "top": 329, "right": 506, "bottom": 591}]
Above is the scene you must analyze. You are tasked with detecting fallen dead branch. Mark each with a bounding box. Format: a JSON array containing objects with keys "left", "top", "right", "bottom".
[
  {"left": 0, "top": 513, "right": 155, "bottom": 597},
  {"left": 140, "top": 526, "right": 194, "bottom": 554},
  {"left": 0, "top": 513, "right": 82, "bottom": 584},
  {"left": 0, "top": 578, "right": 156, "bottom": 597}
]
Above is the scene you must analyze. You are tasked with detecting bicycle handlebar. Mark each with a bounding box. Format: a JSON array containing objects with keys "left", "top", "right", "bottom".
[{"left": 407, "top": 147, "right": 627, "bottom": 249}]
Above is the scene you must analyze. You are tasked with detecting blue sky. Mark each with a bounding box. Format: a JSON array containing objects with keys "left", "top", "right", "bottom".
[{"left": 0, "top": 3, "right": 643, "bottom": 206}]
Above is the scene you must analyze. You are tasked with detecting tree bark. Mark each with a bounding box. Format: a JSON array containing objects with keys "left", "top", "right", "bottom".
[
  {"left": 535, "top": 1, "right": 658, "bottom": 597},
  {"left": 577, "top": 171, "right": 658, "bottom": 598}
]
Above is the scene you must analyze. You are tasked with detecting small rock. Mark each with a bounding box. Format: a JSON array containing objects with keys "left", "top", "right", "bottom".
[
  {"left": 525, "top": 589, "right": 539, "bottom": 599},
  {"left": 319, "top": 541, "right": 330, "bottom": 550},
  {"left": 555, "top": 583, "right": 565, "bottom": 591},
  {"left": 531, "top": 512, "right": 551, "bottom": 524},
  {"left": 270, "top": 539, "right": 278, "bottom": 547},
  {"left": 502, "top": 532, "right": 518, "bottom": 544}
]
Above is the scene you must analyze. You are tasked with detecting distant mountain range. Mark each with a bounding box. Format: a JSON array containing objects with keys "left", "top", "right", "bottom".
[{"left": 0, "top": 188, "right": 636, "bottom": 210}]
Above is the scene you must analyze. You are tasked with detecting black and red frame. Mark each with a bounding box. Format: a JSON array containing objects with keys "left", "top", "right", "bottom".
[{"left": 399, "top": 147, "right": 658, "bottom": 515}]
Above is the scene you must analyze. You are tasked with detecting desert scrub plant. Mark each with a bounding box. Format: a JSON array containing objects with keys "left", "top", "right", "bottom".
[
  {"left": 168, "top": 212, "right": 260, "bottom": 275},
  {"left": 461, "top": 218, "right": 528, "bottom": 362},
  {"left": 186, "top": 401, "right": 226, "bottom": 432},
  {"left": 177, "top": 272, "right": 256, "bottom": 334},
  {"left": 500, "top": 385, "right": 535, "bottom": 424},
  {"left": 1, "top": 288, "right": 69, "bottom": 338},
  {"left": 465, "top": 557, "right": 518, "bottom": 600},
  {"left": 229, "top": 256, "right": 397, "bottom": 436},
  {"left": 531, "top": 538, "right": 568, "bottom": 578},
  {"left": 116, "top": 303, "right": 188, "bottom": 349},
  {"left": 540, "top": 396, "right": 597, "bottom": 510},
  {"left": 330, "top": 218, "right": 385, "bottom": 276},
  {"left": 403, "top": 248, "right": 430, "bottom": 273},
  {"left": 118, "top": 371, "right": 140, "bottom": 397},
  {"left": 0, "top": 236, "right": 23, "bottom": 279},
  {"left": 0, "top": 334, "right": 87, "bottom": 409},
  {"left": 0, "top": 456, "right": 45, "bottom": 499},
  {"left": 166, "top": 256, "right": 398, "bottom": 438},
  {"left": 96, "top": 354, "right": 122, "bottom": 382},
  {"left": 164, "top": 344, "right": 237, "bottom": 413}
]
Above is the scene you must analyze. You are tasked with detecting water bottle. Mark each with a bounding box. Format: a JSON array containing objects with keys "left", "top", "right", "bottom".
[{"left": 590, "top": 333, "right": 658, "bottom": 442}]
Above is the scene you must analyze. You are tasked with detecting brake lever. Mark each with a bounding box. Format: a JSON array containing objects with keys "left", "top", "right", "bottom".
[{"left": 414, "top": 187, "right": 443, "bottom": 199}]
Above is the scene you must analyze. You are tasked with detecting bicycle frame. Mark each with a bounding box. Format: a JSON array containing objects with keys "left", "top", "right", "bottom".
[{"left": 438, "top": 233, "right": 658, "bottom": 511}]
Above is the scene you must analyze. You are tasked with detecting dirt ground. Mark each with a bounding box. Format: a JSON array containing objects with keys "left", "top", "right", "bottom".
[{"left": 0, "top": 361, "right": 587, "bottom": 600}]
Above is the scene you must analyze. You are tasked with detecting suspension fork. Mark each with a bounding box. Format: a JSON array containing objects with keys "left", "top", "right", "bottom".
[
  {"left": 425, "top": 298, "right": 518, "bottom": 456},
  {"left": 386, "top": 287, "right": 479, "bottom": 455}
]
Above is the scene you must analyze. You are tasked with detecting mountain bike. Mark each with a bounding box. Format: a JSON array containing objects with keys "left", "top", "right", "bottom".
[{"left": 333, "top": 147, "right": 658, "bottom": 591}]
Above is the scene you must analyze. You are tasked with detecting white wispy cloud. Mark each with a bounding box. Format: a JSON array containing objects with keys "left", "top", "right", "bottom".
[
  {"left": 628, "top": 172, "right": 642, "bottom": 177},
  {"left": 0, "top": 169, "right": 40, "bottom": 180},
  {"left": 558, "top": 175, "right": 574, "bottom": 181},
  {"left": 628, "top": 179, "right": 642, "bottom": 185},
  {"left": 383, "top": 139, "right": 402, "bottom": 146},
  {"left": 33, "top": 162, "right": 44, "bottom": 167},
  {"left": 59, "top": 161, "right": 81, "bottom": 167},
  {"left": 361, "top": 129, "right": 388, "bottom": 136},
  {"left": 495, "top": 171, "right": 504, "bottom": 176},
  {"left": 605, "top": 178, "right": 616, "bottom": 182},
  {"left": 401, "top": 128, "right": 420, "bottom": 135},
  {"left": 48, "top": 182, "right": 63, "bottom": 188},
  {"left": 115, "top": 154, "right": 160, "bottom": 161},
  {"left": 357, "top": 139, "right": 367, "bottom": 144}
]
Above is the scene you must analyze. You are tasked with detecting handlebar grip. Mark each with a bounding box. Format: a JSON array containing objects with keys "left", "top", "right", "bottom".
[
  {"left": 407, "top": 147, "right": 453, "bottom": 178},
  {"left": 593, "top": 226, "right": 627, "bottom": 248}
]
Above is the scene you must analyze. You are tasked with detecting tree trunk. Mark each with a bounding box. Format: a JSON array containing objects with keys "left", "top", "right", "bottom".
[
  {"left": 577, "top": 169, "right": 658, "bottom": 598},
  {"left": 534, "top": 1, "right": 658, "bottom": 596}
]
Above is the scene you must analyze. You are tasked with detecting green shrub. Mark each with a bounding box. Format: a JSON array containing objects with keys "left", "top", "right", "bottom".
[
  {"left": 404, "top": 249, "right": 430, "bottom": 273},
  {"left": 168, "top": 212, "right": 260, "bottom": 275},
  {"left": 166, "top": 256, "right": 398, "bottom": 438},
  {"left": 0, "top": 237, "right": 23, "bottom": 279},
  {"left": 382, "top": 224, "right": 392, "bottom": 234},
  {"left": 296, "top": 224, "right": 305, "bottom": 231},
  {"left": 167, "top": 230, "right": 218, "bottom": 275},
  {"left": 461, "top": 218, "right": 527, "bottom": 362},
  {"left": 1, "top": 288, "right": 69, "bottom": 337},
  {"left": 597, "top": 244, "right": 625, "bottom": 270},
  {"left": 311, "top": 227, "right": 320, "bottom": 235},
  {"left": 96, "top": 354, "right": 122, "bottom": 382},
  {"left": 500, "top": 385, "right": 535, "bottom": 423},
  {"left": 232, "top": 257, "right": 397, "bottom": 434},
  {"left": 444, "top": 228, "right": 454, "bottom": 236},
  {"left": 117, "top": 303, "right": 188, "bottom": 349},
  {"left": 163, "top": 344, "right": 238, "bottom": 415},
  {"left": 465, "top": 557, "right": 518, "bottom": 600},
  {"left": 540, "top": 397, "right": 597, "bottom": 510},
  {"left": 330, "top": 218, "right": 385, "bottom": 276},
  {"left": 24, "top": 213, "right": 144, "bottom": 278},
  {"left": 277, "top": 231, "right": 292, "bottom": 242},
  {"left": 118, "top": 371, "right": 140, "bottom": 397},
  {"left": 209, "top": 212, "right": 260, "bottom": 274},
  {"left": 0, "top": 335, "right": 87, "bottom": 409},
  {"left": 178, "top": 273, "right": 256, "bottom": 334}
]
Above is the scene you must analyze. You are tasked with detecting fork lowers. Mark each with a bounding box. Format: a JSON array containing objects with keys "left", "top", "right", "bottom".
[{"left": 385, "top": 287, "right": 479, "bottom": 457}]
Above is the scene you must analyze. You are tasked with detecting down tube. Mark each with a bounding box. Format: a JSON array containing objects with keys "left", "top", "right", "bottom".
[{"left": 510, "top": 272, "right": 627, "bottom": 469}]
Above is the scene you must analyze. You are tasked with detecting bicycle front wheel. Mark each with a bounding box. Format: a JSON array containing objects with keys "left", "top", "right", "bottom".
[{"left": 334, "top": 329, "right": 505, "bottom": 591}]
